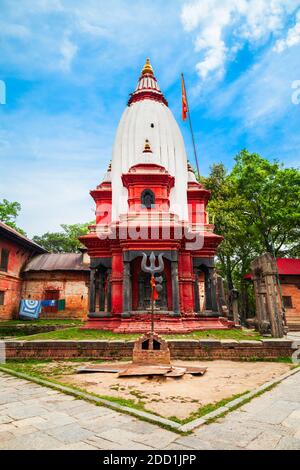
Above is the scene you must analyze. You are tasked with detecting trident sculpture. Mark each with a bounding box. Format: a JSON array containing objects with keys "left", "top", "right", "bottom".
[{"left": 141, "top": 252, "right": 164, "bottom": 333}]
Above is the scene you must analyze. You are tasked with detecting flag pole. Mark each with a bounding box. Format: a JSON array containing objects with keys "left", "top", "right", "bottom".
[{"left": 181, "top": 73, "right": 200, "bottom": 177}]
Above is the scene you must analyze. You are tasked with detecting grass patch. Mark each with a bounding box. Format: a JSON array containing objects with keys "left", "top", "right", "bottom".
[
  {"left": 0, "top": 319, "right": 83, "bottom": 327},
  {"left": 15, "top": 327, "right": 263, "bottom": 342},
  {"left": 1, "top": 358, "right": 296, "bottom": 433},
  {"left": 203, "top": 382, "right": 280, "bottom": 425},
  {"left": 169, "top": 391, "right": 250, "bottom": 424},
  {"left": 0, "top": 319, "right": 84, "bottom": 339},
  {"left": 238, "top": 356, "right": 294, "bottom": 363},
  {"left": 0, "top": 362, "right": 179, "bottom": 433}
]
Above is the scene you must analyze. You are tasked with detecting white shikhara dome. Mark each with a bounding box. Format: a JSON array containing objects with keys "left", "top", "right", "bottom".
[{"left": 111, "top": 59, "right": 189, "bottom": 221}]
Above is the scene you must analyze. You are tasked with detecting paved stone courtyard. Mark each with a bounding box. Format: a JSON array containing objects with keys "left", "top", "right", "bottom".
[{"left": 0, "top": 368, "right": 299, "bottom": 450}]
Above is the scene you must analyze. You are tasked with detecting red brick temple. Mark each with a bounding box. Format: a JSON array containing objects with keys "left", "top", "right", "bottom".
[{"left": 80, "top": 59, "right": 234, "bottom": 333}]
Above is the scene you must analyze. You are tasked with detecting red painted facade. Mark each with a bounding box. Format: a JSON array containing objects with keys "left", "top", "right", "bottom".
[{"left": 79, "top": 161, "right": 234, "bottom": 332}]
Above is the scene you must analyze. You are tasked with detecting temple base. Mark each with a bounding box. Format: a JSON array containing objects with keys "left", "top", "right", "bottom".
[
  {"left": 196, "top": 311, "right": 220, "bottom": 318},
  {"left": 88, "top": 312, "right": 111, "bottom": 319},
  {"left": 82, "top": 313, "right": 235, "bottom": 334}
]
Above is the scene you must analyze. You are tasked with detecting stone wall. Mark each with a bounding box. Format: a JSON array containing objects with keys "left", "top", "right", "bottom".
[{"left": 3, "top": 339, "right": 295, "bottom": 361}]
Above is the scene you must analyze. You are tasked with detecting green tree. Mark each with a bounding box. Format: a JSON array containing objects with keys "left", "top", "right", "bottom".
[
  {"left": 0, "top": 199, "right": 26, "bottom": 235},
  {"left": 200, "top": 151, "right": 300, "bottom": 316},
  {"left": 200, "top": 163, "right": 259, "bottom": 291},
  {"left": 33, "top": 222, "right": 93, "bottom": 253},
  {"left": 231, "top": 150, "right": 300, "bottom": 257}
]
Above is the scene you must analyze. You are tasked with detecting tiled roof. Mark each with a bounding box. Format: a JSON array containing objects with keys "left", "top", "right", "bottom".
[
  {"left": 244, "top": 258, "right": 300, "bottom": 279},
  {"left": 23, "top": 253, "right": 90, "bottom": 272},
  {"left": 0, "top": 221, "right": 46, "bottom": 254}
]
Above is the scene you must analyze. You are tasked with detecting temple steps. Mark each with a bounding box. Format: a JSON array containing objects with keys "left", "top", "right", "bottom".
[{"left": 82, "top": 314, "right": 235, "bottom": 334}]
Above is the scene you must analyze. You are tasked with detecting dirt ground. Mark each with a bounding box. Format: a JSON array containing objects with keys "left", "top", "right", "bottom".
[{"left": 58, "top": 360, "right": 291, "bottom": 420}]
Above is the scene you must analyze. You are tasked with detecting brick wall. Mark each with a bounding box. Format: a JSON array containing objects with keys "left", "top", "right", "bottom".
[
  {"left": 3, "top": 339, "right": 295, "bottom": 361},
  {"left": 22, "top": 271, "right": 89, "bottom": 319},
  {"left": 281, "top": 281, "right": 300, "bottom": 327},
  {"left": 0, "top": 238, "right": 35, "bottom": 320}
]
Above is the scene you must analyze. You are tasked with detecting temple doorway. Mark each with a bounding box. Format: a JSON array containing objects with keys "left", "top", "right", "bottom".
[{"left": 137, "top": 272, "right": 167, "bottom": 310}]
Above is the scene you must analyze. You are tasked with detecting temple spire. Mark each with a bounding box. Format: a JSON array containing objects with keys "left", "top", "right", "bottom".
[
  {"left": 142, "top": 58, "right": 154, "bottom": 76},
  {"left": 128, "top": 58, "right": 168, "bottom": 106}
]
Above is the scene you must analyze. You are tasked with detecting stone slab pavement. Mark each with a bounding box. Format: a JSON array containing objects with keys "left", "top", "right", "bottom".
[{"left": 0, "top": 370, "right": 299, "bottom": 450}]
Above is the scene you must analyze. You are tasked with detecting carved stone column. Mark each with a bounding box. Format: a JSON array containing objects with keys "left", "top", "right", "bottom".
[
  {"left": 203, "top": 268, "right": 219, "bottom": 316},
  {"left": 171, "top": 260, "right": 180, "bottom": 317},
  {"left": 106, "top": 268, "right": 112, "bottom": 313},
  {"left": 89, "top": 268, "right": 96, "bottom": 314},
  {"left": 98, "top": 270, "right": 105, "bottom": 312},
  {"left": 122, "top": 261, "right": 132, "bottom": 318},
  {"left": 209, "top": 268, "right": 219, "bottom": 314},
  {"left": 194, "top": 272, "right": 201, "bottom": 315}
]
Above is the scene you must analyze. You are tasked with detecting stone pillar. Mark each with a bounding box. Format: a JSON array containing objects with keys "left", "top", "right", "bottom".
[
  {"left": 204, "top": 269, "right": 212, "bottom": 311},
  {"left": 229, "top": 289, "right": 240, "bottom": 325},
  {"left": 171, "top": 260, "right": 180, "bottom": 317},
  {"left": 98, "top": 270, "right": 105, "bottom": 312},
  {"left": 216, "top": 275, "right": 229, "bottom": 317},
  {"left": 194, "top": 272, "right": 201, "bottom": 315},
  {"left": 204, "top": 268, "right": 219, "bottom": 316},
  {"left": 209, "top": 268, "right": 219, "bottom": 314},
  {"left": 138, "top": 275, "right": 144, "bottom": 310},
  {"left": 122, "top": 261, "right": 132, "bottom": 318},
  {"left": 106, "top": 269, "right": 112, "bottom": 313},
  {"left": 89, "top": 268, "right": 96, "bottom": 314},
  {"left": 251, "top": 253, "right": 284, "bottom": 337}
]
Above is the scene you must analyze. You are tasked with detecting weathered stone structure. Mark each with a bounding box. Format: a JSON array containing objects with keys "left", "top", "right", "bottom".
[
  {"left": 245, "top": 257, "right": 300, "bottom": 331},
  {"left": 250, "top": 253, "right": 285, "bottom": 337},
  {"left": 132, "top": 332, "right": 171, "bottom": 365}
]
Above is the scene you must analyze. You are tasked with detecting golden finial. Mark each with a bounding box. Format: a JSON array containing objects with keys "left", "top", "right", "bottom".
[
  {"left": 143, "top": 139, "right": 152, "bottom": 153},
  {"left": 142, "top": 58, "right": 154, "bottom": 76}
]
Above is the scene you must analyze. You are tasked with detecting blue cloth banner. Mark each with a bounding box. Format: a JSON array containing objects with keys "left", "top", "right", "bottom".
[
  {"left": 19, "top": 300, "right": 42, "bottom": 319},
  {"left": 41, "top": 300, "right": 57, "bottom": 307}
]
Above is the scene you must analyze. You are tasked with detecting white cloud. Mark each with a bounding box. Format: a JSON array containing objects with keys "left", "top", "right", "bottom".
[
  {"left": 0, "top": 23, "right": 30, "bottom": 39},
  {"left": 207, "top": 44, "right": 300, "bottom": 133},
  {"left": 181, "top": 0, "right": 300, "bottom": 80},
  {"left": 59, "top": 35, "right": 78, "bottom": 72},
  {"left": 274, "top": 9, "right": 300, "bottom": 52}
]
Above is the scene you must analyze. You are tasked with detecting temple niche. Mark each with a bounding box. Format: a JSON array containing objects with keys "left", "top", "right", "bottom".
[{"left": 79, "top": 59, "right": 234, "bottom": 333}]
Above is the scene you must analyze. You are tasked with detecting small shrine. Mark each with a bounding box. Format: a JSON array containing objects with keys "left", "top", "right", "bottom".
[{"left": 132, "top": 333, "right": 171, "bottom": 366}]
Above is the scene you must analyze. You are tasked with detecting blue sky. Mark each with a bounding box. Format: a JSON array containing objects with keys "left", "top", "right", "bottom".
[{"left": 0, "top": 0, "right": 300, "bottom": 236}]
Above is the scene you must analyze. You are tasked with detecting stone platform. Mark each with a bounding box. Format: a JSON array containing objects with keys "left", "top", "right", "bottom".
[{"left": 82, "top": 313, "right": 235, "bottom": 334}]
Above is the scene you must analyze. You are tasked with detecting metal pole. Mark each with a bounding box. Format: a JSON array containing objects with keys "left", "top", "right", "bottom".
[
  {"left": 151, "top": 274, "right": 154, "bottom": 334},
  {"left": 182, "top": 73, "right": 200, "bottom": 177}
]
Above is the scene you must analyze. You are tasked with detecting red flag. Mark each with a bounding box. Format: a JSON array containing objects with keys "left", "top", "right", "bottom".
[
  {"left": 181, "top": 75, "right": 188, "bottom": 121},
  {"left": 150, "top": 276, "right": 159, "bottom": 300}
]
